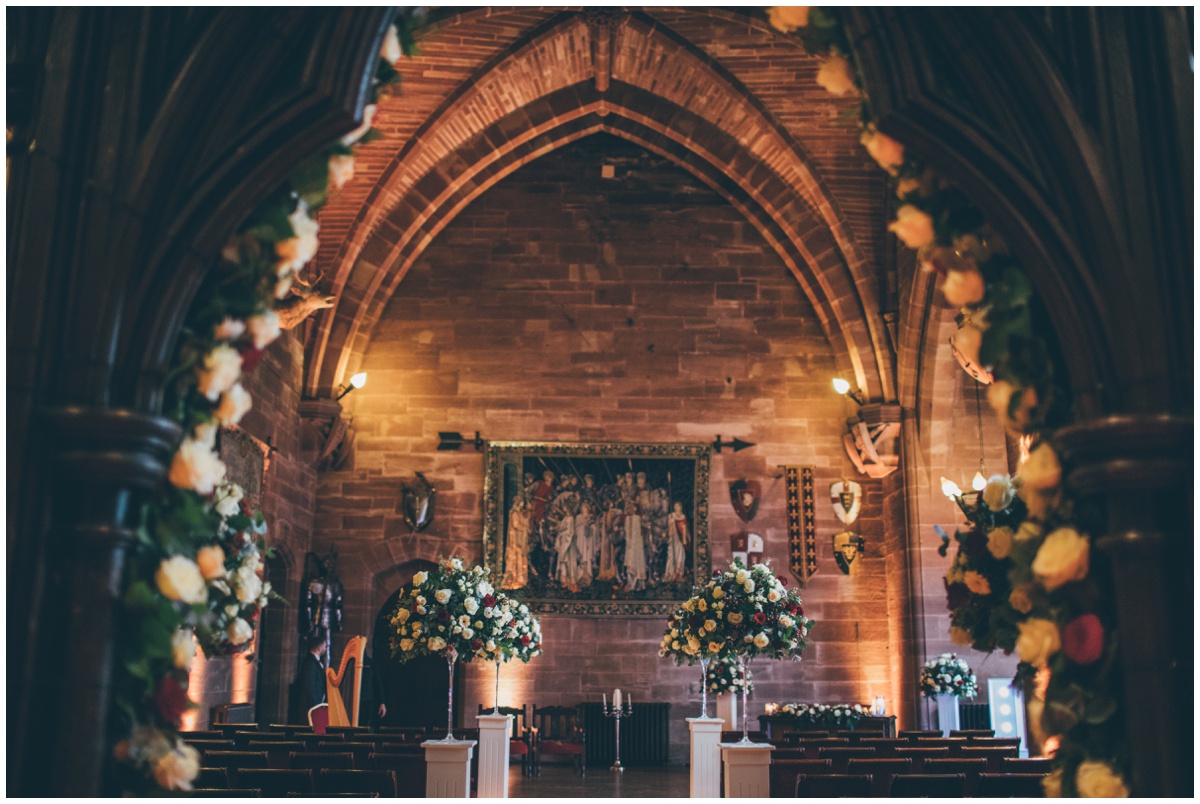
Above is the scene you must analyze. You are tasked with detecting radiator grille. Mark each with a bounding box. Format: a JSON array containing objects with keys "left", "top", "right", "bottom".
[
  {"left": 580, "top": 702, "right": 671, "bottom": 767},
  {"left": 960, "top": 702, "right": 991, "bottom": 730}
]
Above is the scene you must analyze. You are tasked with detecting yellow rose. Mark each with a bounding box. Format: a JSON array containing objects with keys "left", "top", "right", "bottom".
[
  {"left": 753, "top": 633, "right": 770, "bottom": 648},
  {"left": 1016, "top": 617, "right": 1061, "bottom": 667},
  {"left": 712, "top": 587, "right": 725, "bottom": 599},
  {"left": 888, "top": 204, "right": 935, "bottom": 249},
  {"left": 153, "top": 743, "right": 200, "bottom": 791},
  {"left": 697, "top": 599, "right": 707, "bottom": 612},
  {"left": 942, "top": 268, "right": 986, "bottom": 307},
  {"left": 399, "top": 638, "right": 415, "bottom": 652},
  {"left": 982, "top": 475, "right": 1016, "bottom": 513},
  {"left": 395, "top": 608, "right": 410, "bottom": 624},
  {"left": 860, "top": 125, "right": 905, "bottom": 174},
  {"left": 1008, "top": 584, "right": 1035, "bottom": 614},
  {"left": 963, "top": 571, "right": 991, "bottom": 596},
  {"left": 155, "top": 556, "right": 207, "bottom": 604},
  {"left": 986, "top": 526, "right": 1014, "bottom": 559},
  {"left": 196, "top": 345, "right": 242, "bottom": 402},
  {"left": 1032, "top": 528, "right": 1090, "bottom": 591},
  {"left": 1041, "top": 768, "right": 1062, "bottom": 798},
  {"left": 949, "top": 626, "right": 972, "bottom": 646},
  {"left": 766, "top": 6, "right": 809, "bottom": 32},
  {"left": 817, "top": 52, "right": 857, "bottom": 96},
  {"left": 195, "top": 545, "right": 227, "bottom": 580},
  {"left": 1020, "top": 443, "right": 1062, "bottom": 491},
  {"left": 1075, "top": 760, "right": 1129, "bottom": 798},
  {"left": 427, "top": 636, "right": 446, "bottom": 651},
  {"left": 412, "top": 571, "right": 428, "bottom": 587},
  {"left": 727, "top": 612, "right": 743, "bottom": 625},
  {"left": 168, "top": 439, "right": 227, "bottom": 495},
  {"left": 896, "top": 176, "right": 922, "bottom": 197},
  {"left": 708, "top": 640, "right": 723, "bottom": 653},
  {"left": 704, "top": 619, "right": 717, "bottom": 632}
]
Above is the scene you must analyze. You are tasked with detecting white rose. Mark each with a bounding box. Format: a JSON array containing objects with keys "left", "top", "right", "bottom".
[
  {"left": 435, "top": 589, "right": 452, "bottom": 604},
  {"left": 753, "top": 633, "right": 770, "bottom": 648},
  {"left": 328, "top": 154, "right": 355, "bottom": 191},
  {"left": 464, "top": 597, "right": 479, "bottom": 615},
  {"left": 172, "top": 629, "right": 196, "bottom": 671},
  {"left": 1015, "top": 617, "right": 1061, "bottom": 667},
  {"left": 225, "top": 603, "right": 240, "bottom": 618},
  {"left": 986, "top": 526, "right": 1014, "bottom": 560},
  {"left": 214, "top": 383, "right": 252, "bottom": 426},
  {"left": 155, "top": 555, "right": 207, "bottom": 604},
  {"left": 193, "top": 421, "right": 218, "bottom": 447},
  {"left": 275, "top": 205, "right": 319, "bottom": 277},
  {"left": 1032, "top": 528, "right": 1090, "bottom": 591},
  {"left": 412, "top": 571, "right": 428, "bottom": 587},
  {"left": 168, "top": 438, "right": 227, "bottom": 495},
  {"left": 889, "top": 204, "right": 935, "bottom": 249},
  {"left": 462, "top": 628, "right": 474, "bottom": 639},
  {"left": 743, "top": 580, "right": 755, "bottom": 594},
  {"left": 982, "top": 474, "right": 1015, "bottom": 512},
  {"left": 381, "top": 23, "right": 403, "bottom": 64},
  {"left": 227, "top": 617, "right": 253, "bottom": 646},
  {"left": 214, "top": 317, "right": 246, "bottom": 341},
  {"left": 767, "top": 589, "right": 781, "bottom": 602},
  {"left": 153, "top": 743, "right": 200, "bottom": 791},
  {"left": 195, "top": 545, "right": 227, "bottom": 581},
  {"left": 1075, "top": 761, "right": 1129, "bottom": 798},
  {"left": 1020, "top": 442, "right": 1062, "bottom": 492},
  {"left": 214, "top": 482, "right": 244, "bottom": 518},
  {"left": 234, "top": 564, "right": 263, "bottom": 605},
  {"left": 735, "top": 569, "right": 749, "bottom": 583},
  {"left": 341, "top": 103, "right": 377, "bottom": 146},
  {"left": 780, "top": 614, "right": 794, "bottom": 628},
  {"left": 477, "top": 580, "right": 492, "bottom": 594},
  {"left": 247, "top": 310, "right": 281, "bottom": 350},
  {"left": 196, "top": 345, "right": 242, "bottom": 402}
]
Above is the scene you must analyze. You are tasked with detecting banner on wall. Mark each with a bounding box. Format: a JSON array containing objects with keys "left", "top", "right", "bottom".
[{"left": 785, "top": 466, "right": 817, "bottom": 584}]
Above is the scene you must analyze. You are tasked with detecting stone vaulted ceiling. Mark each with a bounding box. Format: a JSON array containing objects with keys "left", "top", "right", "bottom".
[{"left": 307, "top": 7, "right": 892, "bottom": 401}]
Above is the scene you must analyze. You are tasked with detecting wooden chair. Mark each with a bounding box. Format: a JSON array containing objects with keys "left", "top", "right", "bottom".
[
  {"left": 975, "top": 772, "right": 1048, "bottom": 797},
  {"left": 956, "top": 745, "right": 1020, "bottom": 771},
  {"left": 769, "top": 759, "right": 833, "bottom": 796},
  {"left": 899, "top": 729, "right": 942, "bottom": 740},
  {"left": 316, "top": 769, "right": 397, "bottom": 798},
  {"left": 531, "top": 705, "right": 586, "bottom": 776},
  {"left": 247, "top": 740, "right": 305, "bottom": 768},
  {"left": 770, "top": 747, "right": 807, "bottom": 760},
  {"left": 795, "top": 773, "right": 873, "bottom": 797},
  {"left": 478, "top": 704, "right": 534, "bottom": 775},
  {"left": 889, "top": 772, "right": 967, "bottom": 797},
  {"left": 721, "top": 730, "right": 769, "bottom": 743},
  {"left": 289, "top": 751, "right": 355, "bottom": 770},
  {"left": 817, "top": 746, "right": 876, "bottom": 773},
  {"left": 857, "top": 738, "right": 907, "bottom": 755},
  {"left": 233, "top": 769, "right": 314, "bottom": 797},
  {"left": 195, "top": 767, "right": 229, "bottom": 789},
  {"left": 307, "top": 703, "right": 329, "bottom": 735},
  {"left": 193, "top": 789, "right": 261, "bottom": 797},
  {"left": 894, "top": 746, "right": 951, "bottom": 770},
  {"left": 951, "top": 729, "right": 995, "bottom": 739},
  {"left": 970, "top": 737, "right": 1021, "bottom": 749},
  {"left": 366, "top": 752, "right": 427, "bottom": 795},
  {"left": 787, "top": 730, "right": 830, "bottom": 740},
  {"left": 846, "top": 758, "right": 914, "bottom": 797},
  {"left": 203, "top": 750, "right": 269, "bottom": 770},
  {"left": 326, "top": 725, "right": 371, "bottom": 737},
  {"left": 1002, "top": 757, "right": 1053, "bottom": 775},
  {"left": 318, "top": 740, "right": 375, "bottom": 766},
  {"left": 924, "top": 757, "right": 988, "bottom": 795},
  {"left": 184, "top": 739, "right": 236, "bottom": 754}
]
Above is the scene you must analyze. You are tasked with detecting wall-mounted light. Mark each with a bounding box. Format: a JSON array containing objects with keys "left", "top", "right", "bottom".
[
  {"left": 336, "top": 371, "right": 368, "bottom": 400},
  {"left": 832, "top": 377, "right": 865, "bottom": 406},
  {"left": 940, "top": 475, "right": 981, "bottom": 516}
]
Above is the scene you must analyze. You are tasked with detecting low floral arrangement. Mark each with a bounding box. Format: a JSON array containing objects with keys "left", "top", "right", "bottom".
[
  {"left": 920, "top": 653, "right": 979, "bottom": 698},
  {"left": 706, "top": 656, "right": 753, "bottom": 695},
  {"left": 109, "top": 18, "right": 419, "bottom": 794},
  {"left": 767, "top": 7, "right": 1129, "bottom": 796},
  {"left": 777, "top": 702, "right": 868, "bottom": 729}
]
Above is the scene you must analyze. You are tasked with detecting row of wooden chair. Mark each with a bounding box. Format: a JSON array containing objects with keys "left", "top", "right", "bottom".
[
  {"left": 189, "top": 768, "right": 400, "bottom": 798},
  {"left": 769, "top": 757, "right": 1050, "bottom": 795},
  {"left": 792, "top": 772, "right": 1046, "bottom": 798}
]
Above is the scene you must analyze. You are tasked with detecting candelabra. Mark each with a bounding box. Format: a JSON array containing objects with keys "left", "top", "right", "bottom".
[{"left": 602, "top": 698, "right": 633, "bottom": 772}]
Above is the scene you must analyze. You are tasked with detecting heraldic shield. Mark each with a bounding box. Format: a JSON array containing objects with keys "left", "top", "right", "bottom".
[
  {"left": 830, "top": 480, "right": 862, "bottom": 526},
  {"left": 729, "top": 478, "right": 761, "bottom": 522},
  {"left": 832, "top": 531, "right": 865, "bottom": 574},
  {"left": 401, "top": 471, "right": 436, "bottom": 532}
]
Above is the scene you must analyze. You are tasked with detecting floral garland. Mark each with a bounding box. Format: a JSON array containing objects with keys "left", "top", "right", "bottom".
[
  {"left": 776, "top": 702, "right": 868, "bottom": 730},
  {"left": 109, "top": 18, "right": 419, "bottom": 794},
  {"left": 919, "top": 653, "right": 979, "bottom": 698},
  {"left": 705, "top": 656, "right": 753, "bottom": 695},
  {"left": 763, "top": 8, "right": 1128, "bottom": 795}
]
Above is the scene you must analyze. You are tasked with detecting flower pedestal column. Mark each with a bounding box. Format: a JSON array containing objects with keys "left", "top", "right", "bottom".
[
  {"left": 720, "top": 741, "right": 773, "bottom": 797},
  {"left": 687, "top": 717, "right": 724, "bottom": 798},
  {"left": 936, "top": 694, "right": 960, "bottom": 737},
  {"left": 715, "top": 693, "right": 738, "bottom": 732},
  {"left": 422, "top": 739, "right": 476, "bottom": 798},
  {"left": 476, "top": 714, "right": 512, "bottom": 798}
]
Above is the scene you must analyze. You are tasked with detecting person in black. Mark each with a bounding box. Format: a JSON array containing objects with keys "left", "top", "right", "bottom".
[
  {"left": 358, "top": 653, "right": 388, "bottom": 729},
  {"left": 298, "top": 634, "right": 327, "bottom": 720}
]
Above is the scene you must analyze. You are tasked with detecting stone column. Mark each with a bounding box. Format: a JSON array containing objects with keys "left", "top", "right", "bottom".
[
  {"left": 687, "top": 717, "right": 724, "bottom": 798},
  {"left": 423, "top": 739, "right": 477, "bottom": 798},
  {"left": 720, "top": 742, "right": 773, "bottom": 798},
  {"left": 476, "top": 714, "right": 512, "bottom": 798}
]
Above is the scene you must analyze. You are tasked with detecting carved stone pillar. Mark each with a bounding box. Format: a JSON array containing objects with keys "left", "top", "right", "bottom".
[{"left": 1056, "top": 415, "right": 1191, "bottom": 797}]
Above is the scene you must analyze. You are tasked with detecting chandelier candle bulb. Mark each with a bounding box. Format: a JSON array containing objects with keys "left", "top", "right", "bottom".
[{"left": 614, "top": 689, "right": 621, "bottom": 708}]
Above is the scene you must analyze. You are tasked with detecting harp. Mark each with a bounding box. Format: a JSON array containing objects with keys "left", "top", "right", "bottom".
[{"left": 325, "top": 635, "right": 367, "bottom": 727}]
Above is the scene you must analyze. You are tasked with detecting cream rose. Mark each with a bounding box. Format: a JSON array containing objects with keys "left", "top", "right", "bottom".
[
  {"left": 1041, "top": 768, "right": 1062, "bottom": 798},
  {"left": 341, "top": 103, "right": 377, "bottom": 147},
  {"left": 963, "top": 571, "right": 991, "bottom": 596},
  {"left": 982, "top": 475, "right": 1015, "bottom": 512},
  {"left": 767, "top": 6, "right": 809, "bottom": 32},
  {"left": 227, "top": 617, "right": 253, "bottom": 646},
  {"left": 1020, "top": 442, "right": 1062, "bottom": 491},
  {"left": 767, "top": 589, "right": 781, "bottom": 602},
  {"left": 986, "top": 526, "right": 1014, "bottom": 560},
  {"left": 1015, "top": 521, "right": 1044, "bottom": 542},
  {"left": 888, "top": 204, "right": 935, "bottom": 249},
  {"left": 412, "top": 571, "right": 428, "bottom": 586},
  {"left": 753, "top": 633, "right": 770, "bottom": 648},
  {"left": 860, "top": 125, "right": 905, "bottom": 174},
  {"left": 435, "top": 589, "right": 452, "bottom": 604},
  {"left": 276, "top": 206, "right": 319, "bottom": 277},
  {"left": 464, "top": 597, "right": 479, "bottom": 615},
  {"left": 988, "top": 380, "right": 1039, "bottom": 432},
  {"left": 949, "top": 626, "right": 972, "bottom": 647},
  {"left": 193, "top": 421, "right": 218, "bottom": 448},
  {"left": 779, "top": 614, "right": 794, "bottom": 628},
  {"left": 196, "top": 345, "right": 242, "bottom": 402},
  {"left": 1032, "top": 528, "right": 1090, "bottom": 591},
  {"left": 153, "top": 743, "right": 200, "bottom": 791},
  {"left": 234, "top": 564, "right": 263, "bottom": 605},
  {"left": 196, "top": 545, "right": 227, "bottom": 580},
  {"left": 712, "top": 587, "right": 725, "bottom": 599},
  {"left": 247, "top": 310, "right": 281, "bottom": 351},
  {"left": 1016, "top": 617, "right": 1061, "bottom": 667},
  {"left": 1008, "top": 584, "right": 1035, "bottom": 614},
  {"left": 727, "top": 612, "right": 744, "bottom": 625},
  {"left": 817, "top": 52, "right": 857, "bottom": 96},
  {"left": 328, "top": 154, "right": 355, "bottom": 191},
  {"left": 896, "top": 176, "right": 922, "bottom": 197},
  {"left": 172, "top": 629, "right": 196, "bottom": 671},
  {"left": 168, "top": 439, "right": 226, "bottom": 495},
  {"left": 735, "top": 569, "right": 749, "bottom": 583},
  {"left": 381, "top": 24, "right": 403, "bottom": 64},
  {"left": 743, "top": 579, "right": 755, "bottom": 593},
  {"left": 156, "top": 555, "right": 207, "bottom": 604},
  {"left": 942, "top": 268, "right": 986, "bottom": 307},
  {"left": 1075, "top": 761, "right": 1129, "bottom": 798},
  {"left": 213, "top": 482, "right": 244, "bottom": 518},
  {"left": 214, "top": 383, "right": 252, "bottom": 426},
  {"left": 214, "top": 317, "right": 245, "bottom": 341}
]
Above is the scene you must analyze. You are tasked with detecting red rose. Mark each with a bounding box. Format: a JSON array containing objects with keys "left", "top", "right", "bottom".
[
  {"left": 753, "top": 612, "right": 767, "bottom": 625},
  {"left": 437, "top": 609, "right": 450, "bottom": 622},
  {"left": 483, "top": 594, "right": 497, "bottom": 607},
  {"left": 788, "top": 603, "right": 799, "bottom": 615},
  {"left": 470, "top": 639, "right": 483, "bottom": 651},
  {"left": 238, "top": 343, "right": 267, "bottom": 372},
  {"left": 1062, "top": 614, "right": 1105, "bottom": 665},
  {"left": 154, "top": 674, "right": 190, "bottom": 725},
  {"left": 520, "top": 635, "right": 531, "bottom": 646},
  {"left": 945, "top": 580, "right": 971, "bottom": 609},
  {"left": 776, "top": 575, "right": 789, "bottom": 587}
]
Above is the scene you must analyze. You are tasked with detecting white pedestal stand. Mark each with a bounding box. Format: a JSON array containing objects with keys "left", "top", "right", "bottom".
[
  {"left": 687, "top": 717, "right": 724, "bottom": 798},
  {"left": 720, "top": 741, "right": 773, "bottom": 798},
  {"left": 476, "top": 714, "right": 512, "bottom": 798},
  {"left": 422, "top": 739, "right": 477, "bottom": 798},
  {"left": 715, "top": 693, "right": 738, "bottom": 732},
  {"left": 936, "top": 693, "right": 961, "bottom": 736}
]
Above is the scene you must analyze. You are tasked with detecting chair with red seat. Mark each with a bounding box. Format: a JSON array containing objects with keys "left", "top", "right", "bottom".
[{"left": 531, "top": 705, "right": 586, "bottom": 776}]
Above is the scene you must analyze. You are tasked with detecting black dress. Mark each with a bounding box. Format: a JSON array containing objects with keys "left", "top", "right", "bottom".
[{"left": 299, "top": 652, "right": 326, "bottom": 716}]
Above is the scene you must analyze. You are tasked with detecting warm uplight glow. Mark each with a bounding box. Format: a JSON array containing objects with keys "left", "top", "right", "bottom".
[
  {"left": 940, "top": 477, "right": 962, "bottom": 499},
  {"left": 971, "top": 471, "right": 987, "bottom": 491},
  {"left": 832, "top": 377, "right": 851, "bottom": 395},
  {"left": 350, "top": 372, "right": 368, "bottom": 389}
]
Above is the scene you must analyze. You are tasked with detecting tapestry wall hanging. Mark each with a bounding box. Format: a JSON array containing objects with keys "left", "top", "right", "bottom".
[
  {"left": 482, "top": 441, "right": 711, "bottom": 616},
  {"left": 785, "top": 466, "right": 818, "bottom": 584}
]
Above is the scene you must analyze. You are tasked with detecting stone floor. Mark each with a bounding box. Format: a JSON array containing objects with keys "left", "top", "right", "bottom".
[{"left": 508, "top": 763, "right": 691, "bottom": 798}]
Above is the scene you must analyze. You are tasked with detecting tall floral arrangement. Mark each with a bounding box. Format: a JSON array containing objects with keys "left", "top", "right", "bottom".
[
  {"left": 704, "top": 558, "right": 814, "bottom": 660},
  {"left": 389, "top": 557, "right": 502, "bottom": 661},
  {"left": 768, "top": 7, "right": 1129, "bottom": 795},
  {"left": 109, "top": 18, "right": 420, "bottom": 794},
  {"left": 920, "top": 654, "right": 979, "bottom": 698}
]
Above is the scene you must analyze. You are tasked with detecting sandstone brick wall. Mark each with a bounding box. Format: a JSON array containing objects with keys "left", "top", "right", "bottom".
[{"left": 315, "top": 135, "right": 910, "bottom": 760}]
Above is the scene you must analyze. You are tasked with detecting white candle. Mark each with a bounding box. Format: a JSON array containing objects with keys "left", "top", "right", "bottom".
[
  {"left": 603, "top": 692, "right": 607, "bottom": 709},
  {"left": 628, "top": 693, "right": 632, "bottom": 709},
  {"left": 614, "top": 688, "right": 621, "bottom": 708}
]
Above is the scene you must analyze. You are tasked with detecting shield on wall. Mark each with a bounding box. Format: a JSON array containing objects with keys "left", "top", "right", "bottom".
[
  {"left": 401, "top": 472, "right": 436, "bottom": 533},
  {"left": 832, "top": 532, "right": 865, "bottom": 574},
  {"left": 729, "top": 479, "right": 761, "bottom": 522},
  {"left": 830, "top": 480, "right": 862, "bottom": 526}
]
